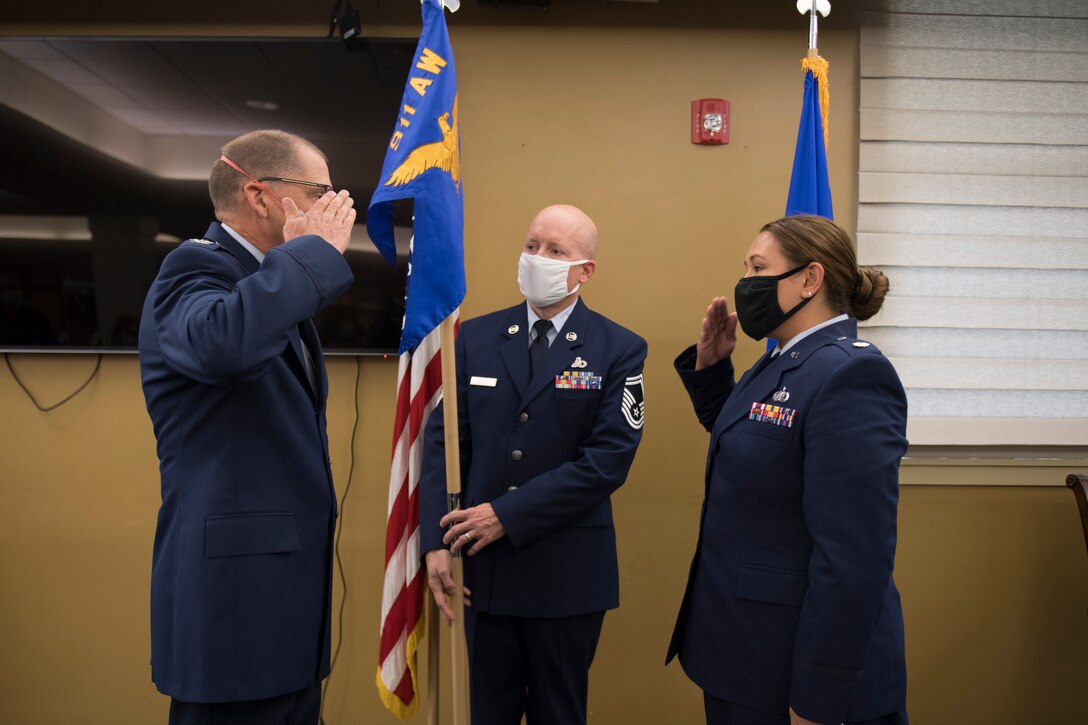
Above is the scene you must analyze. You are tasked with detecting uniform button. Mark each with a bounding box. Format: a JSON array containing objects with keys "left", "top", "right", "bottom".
[
  {"left": 518, "top": 412, "right": 529, "bottom": 423},
  {"left": 511, "top": 449, "right": 523, "bottom": 461},
  {"left": 507, "top": 485, "right": 518, "bottom": 492}
]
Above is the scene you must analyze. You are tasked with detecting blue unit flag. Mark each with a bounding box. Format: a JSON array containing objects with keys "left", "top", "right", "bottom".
[
  {"left": 367, "top": 0, "right": 465, "bottom": 354},
  {"left": 785, "top": 59, "right": 833, "bottom": 219}
]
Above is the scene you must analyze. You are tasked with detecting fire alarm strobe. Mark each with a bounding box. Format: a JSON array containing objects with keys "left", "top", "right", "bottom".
[{"left": 692, "top": 98, "right": 730, "bottom": 145}]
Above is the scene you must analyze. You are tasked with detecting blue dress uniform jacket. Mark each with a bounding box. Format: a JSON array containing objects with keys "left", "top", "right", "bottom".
[
  {"left": 138, "top": 222, "right": 353, "bottom": 703},
  {"left": 667, "top": 318, "right": 908, "bottom": 724},
  {"left": 420, "top": 299, "right": 647, "bottom": 618}
]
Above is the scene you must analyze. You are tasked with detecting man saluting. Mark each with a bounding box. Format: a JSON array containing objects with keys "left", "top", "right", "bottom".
[{"left": 139, "top": 129, "right": 355, "bottom": 725}]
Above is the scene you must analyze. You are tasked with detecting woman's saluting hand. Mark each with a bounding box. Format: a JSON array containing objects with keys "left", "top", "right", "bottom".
[{"left": 695, "top": 296, "right": 738, "bottom": 371}]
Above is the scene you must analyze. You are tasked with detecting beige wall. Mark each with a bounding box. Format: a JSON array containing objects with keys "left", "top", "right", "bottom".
[{"left": 1, "top": 3, "right": 1086, "bottom": 723}]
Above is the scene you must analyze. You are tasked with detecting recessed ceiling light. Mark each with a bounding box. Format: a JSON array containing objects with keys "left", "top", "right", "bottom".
[{"left": 245, "top": 99, "right": 278, "bottom": 111}]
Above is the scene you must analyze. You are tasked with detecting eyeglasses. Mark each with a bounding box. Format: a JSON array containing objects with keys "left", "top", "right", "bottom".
[
  {"left": 219, "top": 155, "right": 333, "bottom": 200},
  {"left": 257, "top": 176, "right": 334, "bottom": 197}
]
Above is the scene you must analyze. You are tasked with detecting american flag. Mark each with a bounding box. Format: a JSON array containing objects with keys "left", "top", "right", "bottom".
[
  {"left": 375, "top": 318, "right": 451, "bottom": 717},
  {"left": 368, "top": 0, "right": 464, "bottom": 717}
]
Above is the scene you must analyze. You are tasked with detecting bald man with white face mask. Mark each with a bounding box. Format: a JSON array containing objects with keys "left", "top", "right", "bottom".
[{"left": 420, "top": 205, "right": 647, "bottom": 725}]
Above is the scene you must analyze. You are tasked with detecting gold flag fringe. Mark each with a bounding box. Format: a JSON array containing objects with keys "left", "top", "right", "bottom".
[
  {"left": 375, "top": 604, "right": 426, "bottom": 721},
  {"left": 801, "top": 55, "right": 830, "bottom": 151}
]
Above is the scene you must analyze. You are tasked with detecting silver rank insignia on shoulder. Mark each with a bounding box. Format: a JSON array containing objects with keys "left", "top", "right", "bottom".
[
  {"left": 190, "top": 239, "right": 215, "bottom": 246},
  {"left": 852, "top": 341, "right": 871, "bottom": 348},
  {"left": 508, "top": 324, "right": 520, "bottom": 335},
  {"left": 836, "top": 336, "right": 847, "bottom": 341},
  {"left": 566, "top": 331, "right": 578, "bottom": 342},
  {"left": 772, "top": 387, "right": 790, "bottom": 403},
  {"left": 571, "top": 356, "right": 588, "bottom": 369}
]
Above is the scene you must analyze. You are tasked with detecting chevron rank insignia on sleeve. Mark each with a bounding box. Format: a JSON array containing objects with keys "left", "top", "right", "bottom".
[{"left": 621, "top": 373, "right": 645, "bottom": 430}]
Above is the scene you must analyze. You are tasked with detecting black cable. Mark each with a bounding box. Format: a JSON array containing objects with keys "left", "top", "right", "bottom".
[
  {"left": 320, "top": 355, "right": 362, "bottom": 724},
  {"left": 4, "top": 353, "right": 102, "bottom": 412}
]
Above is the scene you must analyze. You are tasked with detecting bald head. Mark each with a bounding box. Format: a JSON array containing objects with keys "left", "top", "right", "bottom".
[
  {"left": 529, "top": 204, "right": 598, "bottom": 260},
  {"left": 520, "top": 203, "right": 599, "bottom": 316}
]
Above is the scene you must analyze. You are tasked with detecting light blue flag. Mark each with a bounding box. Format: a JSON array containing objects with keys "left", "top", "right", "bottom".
[
  {"left": 785, "top": 68, "right": 833, "bottom": 219},
  {"left": 367, "top": 0, "right": 464, "bottom": 354}
]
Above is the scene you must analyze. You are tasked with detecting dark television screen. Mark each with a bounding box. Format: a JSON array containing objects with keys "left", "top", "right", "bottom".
[{"left": 0, "top": 37, "right": 417, "bottom": 354}]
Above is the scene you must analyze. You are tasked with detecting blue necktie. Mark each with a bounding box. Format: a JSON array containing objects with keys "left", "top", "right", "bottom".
[{"left": 529, "top": 319, "right": 553, "bottom": 379}]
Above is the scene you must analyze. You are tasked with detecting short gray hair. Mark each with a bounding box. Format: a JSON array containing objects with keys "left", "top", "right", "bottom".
[{"left": 209, "top": 129, "right": 326, "bottom": 218}]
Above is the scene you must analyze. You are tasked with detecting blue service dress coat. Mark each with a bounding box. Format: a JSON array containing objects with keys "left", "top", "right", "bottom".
[
  {"left": 420, "top": 299, "right": 647, "bottom": 618},
  {"left": 138, "top": 222, "right": 353, "bottom": 703},
  {"left": 667, "top": 318, "right": 908, "bottom": 724}
]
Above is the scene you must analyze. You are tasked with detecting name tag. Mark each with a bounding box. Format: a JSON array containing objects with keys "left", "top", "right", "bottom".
[{"left": 470, "top": 376, "right": 498, "bottom": 387}]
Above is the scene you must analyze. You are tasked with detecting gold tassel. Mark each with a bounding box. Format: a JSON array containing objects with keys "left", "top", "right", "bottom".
[{"left": 801, "top": 55, "right": 830, "bottom": 151}]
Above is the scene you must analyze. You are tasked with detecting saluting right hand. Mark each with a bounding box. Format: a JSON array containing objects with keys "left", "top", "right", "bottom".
[
  {"left": 695, "top": 296, "right": 737, "bottom": 370},
  {"left": 282, "top": 190, "right": 355, "bottom": 255}
]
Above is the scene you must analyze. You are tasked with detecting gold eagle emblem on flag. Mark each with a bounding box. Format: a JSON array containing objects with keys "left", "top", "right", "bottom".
[{"left": 384, "top": 94, "right": 460, "bottom": 192}]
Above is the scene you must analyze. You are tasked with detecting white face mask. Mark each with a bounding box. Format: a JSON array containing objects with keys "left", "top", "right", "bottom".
[{"left": 517, "top": 252, "right": 588, "bottom": 309}]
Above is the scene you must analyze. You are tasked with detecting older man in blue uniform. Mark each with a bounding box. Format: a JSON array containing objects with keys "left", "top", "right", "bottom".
[
  {"left": 421, "top": 204, "right": 647, "bottom": 724},
  {"left": 139, "top": 130, "right": 356, "bottom": 724}
]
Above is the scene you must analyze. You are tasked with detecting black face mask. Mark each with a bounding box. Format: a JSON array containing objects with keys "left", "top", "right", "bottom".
[{"left": 734, "top": 262, "right": 812, "bottom": 341}]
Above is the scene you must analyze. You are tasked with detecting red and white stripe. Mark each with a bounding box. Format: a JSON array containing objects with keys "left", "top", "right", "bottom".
[{"left": 376, "top": 314, "right": 455, "bottom": 719}]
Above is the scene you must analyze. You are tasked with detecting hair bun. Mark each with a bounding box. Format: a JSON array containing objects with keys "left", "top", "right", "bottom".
[{"left": 852, "top": 267, "right": 889, "bottom": 321}]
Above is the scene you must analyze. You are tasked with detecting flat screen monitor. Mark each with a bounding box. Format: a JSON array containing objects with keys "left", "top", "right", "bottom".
[{"left": 0, "top": 36, "right": 417, "bottom": 354}]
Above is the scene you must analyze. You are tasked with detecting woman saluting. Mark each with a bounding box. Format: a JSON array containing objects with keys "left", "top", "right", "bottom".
[{"left": 668, "top": 215, "right": 909, "bottom": 725}]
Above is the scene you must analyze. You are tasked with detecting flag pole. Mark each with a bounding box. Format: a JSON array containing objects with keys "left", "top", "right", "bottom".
[
  {"left": 426, "top": 595, "right": 440, "bottom": 725},
  {"left": 438, "top": 311, "right": 471, "bottom": 725},
  {"left": 796, "top": 0, "right": 830, "bottom": 57},
  {"left": 807, "top": 2, "right": 818, "bottom": 57}
]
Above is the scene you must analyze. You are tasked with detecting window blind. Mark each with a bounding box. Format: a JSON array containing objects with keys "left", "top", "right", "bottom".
[{"left": 858, "top": 0, "right": 1088, "bottom": 445}]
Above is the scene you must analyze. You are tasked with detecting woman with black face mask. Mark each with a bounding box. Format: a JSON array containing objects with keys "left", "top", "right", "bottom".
[{"left": 665, "top": 215, "right": 909, "bottom": 725}]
